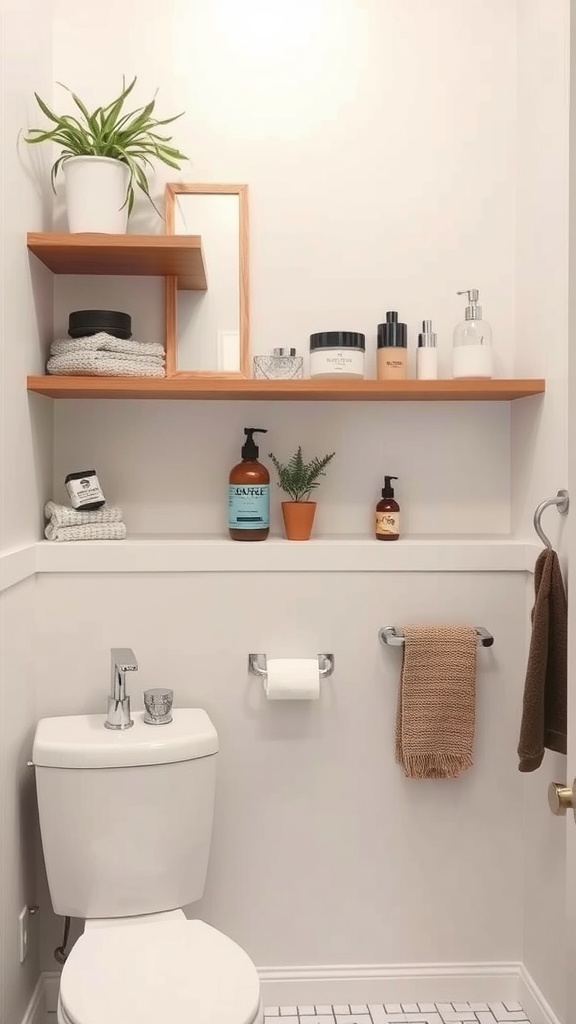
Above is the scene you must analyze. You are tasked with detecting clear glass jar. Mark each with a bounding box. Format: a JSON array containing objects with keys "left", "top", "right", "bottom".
[{"left": 253, "top": 348, "right": 304, "bottom": 380}]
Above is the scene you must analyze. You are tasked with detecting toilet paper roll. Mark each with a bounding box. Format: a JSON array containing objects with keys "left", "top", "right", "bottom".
[{"left": 264, "top": 658, "right": 320, "bottom": 700}]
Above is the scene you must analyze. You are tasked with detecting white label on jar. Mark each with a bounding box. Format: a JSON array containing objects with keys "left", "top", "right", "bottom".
[
  {"left": 310, "top": 349, "right": 364, "bottom": 378},
  {"left": 65, "top": 474, "right": 105, "bottom": 508},
  {"left": 376, "top": 511, "right": 399, "bottom": 536}
]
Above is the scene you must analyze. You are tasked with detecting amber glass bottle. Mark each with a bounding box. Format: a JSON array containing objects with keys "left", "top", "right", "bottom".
[
  {"left": 375, "top": 475, "right": 399, "bottom": 541},
  {"left": 228, "top": 428, "right": 270, "bottom": 541}
]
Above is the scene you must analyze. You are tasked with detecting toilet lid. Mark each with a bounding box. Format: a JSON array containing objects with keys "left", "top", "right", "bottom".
[{"left": 59, "top": 919, "right": 261, "bottom": 1024}]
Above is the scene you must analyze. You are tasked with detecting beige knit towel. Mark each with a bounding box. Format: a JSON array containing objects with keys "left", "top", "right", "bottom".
[{"left": 395, "top": 625, "right": 477, "bottom": 780}]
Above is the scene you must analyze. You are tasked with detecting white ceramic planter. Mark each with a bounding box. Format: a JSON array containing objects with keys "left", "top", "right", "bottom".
[{"left": 63, "top": 156, "right": 131, "bottom": 233}]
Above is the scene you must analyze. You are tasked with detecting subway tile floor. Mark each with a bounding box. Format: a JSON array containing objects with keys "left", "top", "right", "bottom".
[{"left": 264, "top": 1004, "right": 531, "bottom": 1023}]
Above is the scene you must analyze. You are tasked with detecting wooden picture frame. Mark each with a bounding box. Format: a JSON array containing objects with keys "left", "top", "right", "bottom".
[{"left": 165, "top": 183, "right": 249, "bottom": 378}]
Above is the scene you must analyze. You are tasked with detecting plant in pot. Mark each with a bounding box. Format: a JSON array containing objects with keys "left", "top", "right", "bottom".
[
  {"left": 268, "top": 446, "right": 335, "bottom": 541},
  {"left": 24, "top": 76, "right": 187, "bottom": 234}
]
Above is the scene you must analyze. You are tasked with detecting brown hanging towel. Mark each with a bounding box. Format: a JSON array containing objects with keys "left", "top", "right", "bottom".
[
  {"left": 395, "top": 625, "right": 477, "bottom": 780},
  {"left": 518, "top": 549, "right": 567, "bottom": 772}
]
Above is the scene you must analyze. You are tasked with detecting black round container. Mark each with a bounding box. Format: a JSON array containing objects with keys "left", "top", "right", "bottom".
[
  {"left": 309, "top": 331, "right": 366, "bottom": 352},
  {"left": 68, "top": 310, "right": 132, "bottom": 340}
]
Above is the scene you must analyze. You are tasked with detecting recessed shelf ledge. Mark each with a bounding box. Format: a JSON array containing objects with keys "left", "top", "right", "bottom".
[
  {"left": 1, "top": 537, "right": 543, "bottom": 591},
  {"left": 34, "top": 536, "right": 536, "bottom": 575}
]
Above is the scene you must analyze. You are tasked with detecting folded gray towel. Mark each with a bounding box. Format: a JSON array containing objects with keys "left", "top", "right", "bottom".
[
  {"left": 45, "top": 521, "right": 127, "bottom": 542},
  {"left": 51, "top": 332, "right": 165, "bottom": 359},
  {"left": 44, "top": 501, "right": 124, "bottom": 527},
  {"left": 47, "top": 352, "right": 166, "bottom": 377}
]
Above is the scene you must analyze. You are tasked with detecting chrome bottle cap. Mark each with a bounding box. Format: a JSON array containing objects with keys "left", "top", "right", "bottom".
[
  {"left": 418, "top": 319, "right": 437, "bottom": 348},
  {"left": 272, "top": 347, "right": 297, "bottom": 356}
]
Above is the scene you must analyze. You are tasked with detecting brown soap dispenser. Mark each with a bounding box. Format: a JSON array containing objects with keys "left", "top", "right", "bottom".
[
  {"left": 228, "top": 427, "right": 270, "bottom": 541},
  {"left": 375, "top": 476, "right": 400, "bottom": 541}
]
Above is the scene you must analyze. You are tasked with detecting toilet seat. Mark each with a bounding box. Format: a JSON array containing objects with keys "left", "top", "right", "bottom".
[{"left": 58, "top": 919, "right": 262, "bottom": 1024}]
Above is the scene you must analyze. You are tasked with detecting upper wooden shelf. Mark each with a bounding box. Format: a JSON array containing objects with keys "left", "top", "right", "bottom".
[
  {"left": 26, "top": 232, "right": 207, "bottom": 290},
  {"left": 26, "top": 377, "right": 545, "bottom": 401}
]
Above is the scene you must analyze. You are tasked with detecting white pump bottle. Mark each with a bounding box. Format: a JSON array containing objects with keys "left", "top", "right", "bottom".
[{"left": 452, "top": 288, "right": 493, "bottom": 379}]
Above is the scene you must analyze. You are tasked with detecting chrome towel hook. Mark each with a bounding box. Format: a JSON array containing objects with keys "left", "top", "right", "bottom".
[{"left": 533, "top": 490, "right": 569, "bottom": 549}]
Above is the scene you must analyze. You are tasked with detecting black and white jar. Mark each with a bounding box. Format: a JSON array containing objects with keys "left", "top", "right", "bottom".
[{"left": 309, "top": 331, "right": 365, "bottom": 380}]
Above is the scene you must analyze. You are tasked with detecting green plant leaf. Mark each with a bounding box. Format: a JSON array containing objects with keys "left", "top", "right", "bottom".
[
  {"left": 268, "top": 448, "right": 336, "bottom": 502},
  {"left": 23, "top": 76, "right": 187, "bottom": 219}
]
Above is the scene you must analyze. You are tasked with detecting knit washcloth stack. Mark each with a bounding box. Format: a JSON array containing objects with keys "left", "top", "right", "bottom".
[
  {"left": 44, "top": 501, "right": 127, "bottom": 542},
  {"left": 47, "top": 332, "right": 165, "bottom": 377}
]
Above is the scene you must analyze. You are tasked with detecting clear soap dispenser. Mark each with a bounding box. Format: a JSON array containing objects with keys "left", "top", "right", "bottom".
[{"left": 452, "top": 289, "right": 493, "bottom": 379}]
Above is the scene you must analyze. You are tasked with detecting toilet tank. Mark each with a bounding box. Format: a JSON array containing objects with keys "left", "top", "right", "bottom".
[{"left": 32, "top": 709, "right": 218, "bottom": 919}]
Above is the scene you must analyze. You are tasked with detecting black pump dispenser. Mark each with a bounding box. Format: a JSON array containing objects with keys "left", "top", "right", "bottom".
[
  {"left": 242, "top": 427, "right": 267, "bottom": 459},
  {"left": 382, "top": 475, "right": 398, "bottom": 498}
]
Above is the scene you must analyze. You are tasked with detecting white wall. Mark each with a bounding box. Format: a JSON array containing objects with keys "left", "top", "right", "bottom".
[
  {"left": 512, "top": 4, "right": 570, "bottom": 1020},
  {"left": 0, "top": 581, "right": 41, "bottom": 1024},
  {"left": 37, "top": 570, "right": 526, "bottom": 970},
  {"left": 51, "top": 0, "right": 519, "bottom": 539},
  {"left": 1, "top": 1, "right": 54, "bottom": 1021},
  {"left": 2, "top": 5, "right": 54, "bottom": 553},
  {"left": 563, "top": 6, "right": 576, "bottom": 1023}
]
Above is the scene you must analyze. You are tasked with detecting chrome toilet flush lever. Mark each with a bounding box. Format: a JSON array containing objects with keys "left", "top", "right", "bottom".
[{"left": 105, "top": 648, "right": 138, "bottom": 730}]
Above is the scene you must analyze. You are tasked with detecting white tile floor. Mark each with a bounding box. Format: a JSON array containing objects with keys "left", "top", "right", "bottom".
[{"left": 264, "top": 1003, "right": 531, "bottom": 1024}]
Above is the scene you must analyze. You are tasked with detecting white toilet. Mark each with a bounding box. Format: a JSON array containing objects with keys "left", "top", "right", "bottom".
[{"left": 32, "top": 708, "right": 263, "bottom": 1024}]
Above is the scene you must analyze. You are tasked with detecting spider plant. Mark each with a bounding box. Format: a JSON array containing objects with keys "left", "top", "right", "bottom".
[
  {"left": 268, "top": 447, "right": 336, "bottom": 502},
  {"left": 24, "top": 76, "right": 187, "bottom": 216}
]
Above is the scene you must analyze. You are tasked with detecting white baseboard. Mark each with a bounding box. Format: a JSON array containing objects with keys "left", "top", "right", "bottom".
[
  {"left": 35, "top": 962, "right": 564, "bottom": 1023},
  {"left": 20, "top": 976, "right": 45, "bottom": 1024},
  {"left": 41, "top": 972, "right": 60, "bottom": 1015},
  {"left": 257, "top": 962, "right": 521, "bottom": 1007},
  {"left": 519, "top": 965, "right": 563, "bottom": 1024}
]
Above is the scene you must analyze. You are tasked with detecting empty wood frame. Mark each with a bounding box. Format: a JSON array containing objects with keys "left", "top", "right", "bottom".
[{"left": 165, "top": 183, "right": 249, "bottom": 378}]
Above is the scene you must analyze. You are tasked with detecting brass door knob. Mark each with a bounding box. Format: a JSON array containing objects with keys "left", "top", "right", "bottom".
[{"left": 548, "top": 782, "right": 574, "bottom": 816}]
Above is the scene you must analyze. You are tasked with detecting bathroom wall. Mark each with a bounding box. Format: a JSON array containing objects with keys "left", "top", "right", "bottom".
[
  {"left": 1, "top": 2, "right": 54, "bottom": 1021},
  {"left": 8, "top": 0, "right": 569, "bottom": 1013},
  {"left": 37, "top": 570, "right": 527, "bottom": 970},
  {"left": 512, "top": 3, "right": 570, "bottom": 1020},
  {"left": 565, "top": 7, "right": 576, "bottom": 1020},
  {"left": 0, "top": 580, "right": 42, "bottom": 1024},
  {"left": 51, "top": 0, "right": 518, "bottom": 534}
]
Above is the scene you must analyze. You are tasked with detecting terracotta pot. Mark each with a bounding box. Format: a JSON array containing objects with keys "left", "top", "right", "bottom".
[{"left": 281, "top": 501, "right": 317, "bottom": 541}]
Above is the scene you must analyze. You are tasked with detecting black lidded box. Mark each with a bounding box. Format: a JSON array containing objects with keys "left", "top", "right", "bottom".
[{"left": 68, "top": 310, "right": 132, "bottom": 340}]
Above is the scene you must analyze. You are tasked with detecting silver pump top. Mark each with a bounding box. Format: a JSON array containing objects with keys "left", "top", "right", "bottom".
[
  {"left": 273, "top": 347, "right": 297, "bottom": 357},
  {"left": 418, "top": 319, "right": 437, "bottom": 348},
  {"left": 457, "top": 289, "right": 481, "bottom": 320}
]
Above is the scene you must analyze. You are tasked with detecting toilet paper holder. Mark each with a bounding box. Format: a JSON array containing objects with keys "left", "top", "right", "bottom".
[{"left": 248, "top": 653, "right": 335, "bottom": 680}]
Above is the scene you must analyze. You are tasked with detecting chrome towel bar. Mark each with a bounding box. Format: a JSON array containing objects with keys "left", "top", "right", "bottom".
[
  {"left": 379, "top": 625, "right": 494, "bottom": 648},
  {"left": 533, "top": 489, "right": 569, "bottom": 549}
]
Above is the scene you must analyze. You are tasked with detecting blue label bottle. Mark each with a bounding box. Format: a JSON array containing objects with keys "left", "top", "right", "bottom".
[{"left": 228, "top": 428, "right": 270, "bottom": 541}]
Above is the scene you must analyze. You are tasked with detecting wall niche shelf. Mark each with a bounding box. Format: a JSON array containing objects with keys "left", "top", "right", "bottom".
[
  {"left": 26, "top": 377, "right": 545, "bottom": 401},
  {"left": 26, "top": 232, "right": 207, "bottom": 290}
]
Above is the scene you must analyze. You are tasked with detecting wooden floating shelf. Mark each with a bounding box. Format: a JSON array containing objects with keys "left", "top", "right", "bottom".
[
  {"left": 26, "top": 377, "right": 546, "bottom": 401},
  {"left": 26, "top": 232, "right": 207, "bottom": 290}
]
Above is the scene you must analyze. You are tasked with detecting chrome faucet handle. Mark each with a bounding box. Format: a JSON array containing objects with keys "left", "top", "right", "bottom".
[{"left": 105, "top": 648, "right": 138, "bottom": 731}]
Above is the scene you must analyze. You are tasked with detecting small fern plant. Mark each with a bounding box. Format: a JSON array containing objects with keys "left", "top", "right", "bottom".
[{"left": 268, "top": 447, "right": 335, "bottom": 502}]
